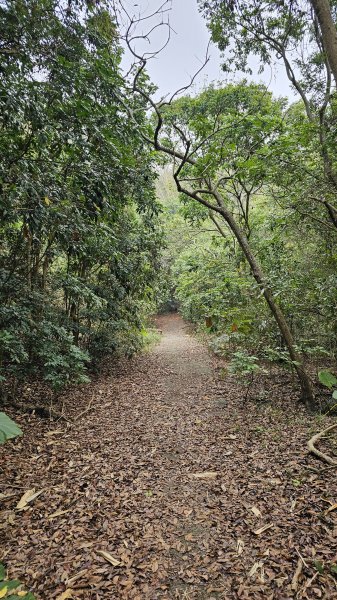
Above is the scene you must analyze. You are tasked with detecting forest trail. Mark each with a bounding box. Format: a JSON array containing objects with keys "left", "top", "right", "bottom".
[{"left": 1, "top": 314, "right": 337, "bottom": 599}]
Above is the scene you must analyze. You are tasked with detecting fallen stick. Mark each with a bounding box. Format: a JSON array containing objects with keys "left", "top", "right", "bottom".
[
  {"left": 291, "top": 558, "right": 303, "bottom": 591},
  {"left": 73, "top": 393, "right": 95, "bottom": 422},
  {"left": 307, "top": 424, "right": 337, "bottom": 466}
]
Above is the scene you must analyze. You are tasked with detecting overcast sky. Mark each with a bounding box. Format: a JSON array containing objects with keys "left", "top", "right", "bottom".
[{"left": 121, "top": 0, "right": 297, "bottom": 102}]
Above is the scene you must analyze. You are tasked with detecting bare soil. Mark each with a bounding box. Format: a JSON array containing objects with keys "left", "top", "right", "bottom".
[{"left": 1, "top": 314, "right": 337, "bottom": 599}]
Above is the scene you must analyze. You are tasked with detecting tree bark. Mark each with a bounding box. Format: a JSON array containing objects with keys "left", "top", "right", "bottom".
[
  {"left": 311, "top": 0, "right": 337, "bottom": 87},
  {"left": 170, "top": 165, "right": 315, "bottom": 408},
  {"left": 219, "top": 207, "right": 315, "bottom": 408}
]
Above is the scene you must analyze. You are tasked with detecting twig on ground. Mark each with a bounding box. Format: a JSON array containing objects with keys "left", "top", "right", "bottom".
[
  {"left": 295, "top": 547, "right": 309, "bottom": 569},
  {"left": 298, "top": 570, "right": 319, "bottom": 598},
  {"left": 307, "top": 424, "right": 337, "bottom": 465},
  {"left": 73, "top": 392, "right": 95, "bottom": 423},
  {"left": 291, "top": 558, "right": 303, "bottom": 591}
]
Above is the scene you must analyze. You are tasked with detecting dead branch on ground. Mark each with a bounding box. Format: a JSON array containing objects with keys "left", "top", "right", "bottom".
[{"left": 307, "top": 423, "right": 337, "bottom": 465}]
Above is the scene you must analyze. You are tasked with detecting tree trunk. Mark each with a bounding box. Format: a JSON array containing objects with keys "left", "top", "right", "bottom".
[
  {"left": 212, "top": 199, "right": 315, "bottom": 409},
  {"left": 172, "top": 175, "right": 315, "bottom": 408},
  {"left": 311, "top": 0, "right": 337, "bottom": 87}
]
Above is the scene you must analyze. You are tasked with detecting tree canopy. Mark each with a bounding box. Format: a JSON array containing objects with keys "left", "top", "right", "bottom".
[{"left": 0, "top": 0, "right": 163, "bottom": 392}]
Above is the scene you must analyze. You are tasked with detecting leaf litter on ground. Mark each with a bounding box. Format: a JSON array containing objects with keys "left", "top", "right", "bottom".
[{"left": 1, "top": 314, "right": 337, "bottom": 599}]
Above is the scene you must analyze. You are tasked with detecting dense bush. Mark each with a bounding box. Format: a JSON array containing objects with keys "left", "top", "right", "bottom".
[{"left": 0, "top": 1, "right": 163, "bottom": 395}]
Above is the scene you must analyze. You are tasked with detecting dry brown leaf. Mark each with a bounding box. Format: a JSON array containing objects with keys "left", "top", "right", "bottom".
[
  {"left": 16, "top": 489, "right": 44, "bottom": 510},
  {"left": 237, "top": 539, "right": 244, "bottom": 556},
  {"left": 253, "top": 523, "right": 274, "bottom": 536},
  {"left": 251, "top": 506, "right": 262, "bottom": 517},
  {"left": 191, "top": 472, "right": 218, "bottom": 479},
  {"left": 67, "top": 569, "right": 88, "bottom": 586},
  {"left": 152, "top": 560, "right": 159, "bottom": 573},
  {"left": 49, "top": 508, "right": 72, "bottom": 519},
  {"left": 291, "top": 558, "right": 303, "bottom": 591},
  {"left": 56, "top": 590, "right": 74, "bottom": 600},
  {"left": 97, "top": 550, "right": 121, "bottom": 567},
  {"left": 324, "top": 502, "right": 337, "bottom": 515},
  {"left": 249, "top": 561, "right": 263, "bottom": 577}
]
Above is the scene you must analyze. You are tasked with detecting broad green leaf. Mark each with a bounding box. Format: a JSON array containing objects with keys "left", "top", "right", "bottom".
[
  {"left": 313, "top": 560, "right": 324, "bottom": 574},
  {"left": 318, "top": 370, "right": 337, "bottom": 389},
  {"left": 0, "top": 580, "right": 20, "bottom": 592},
  {"left": 332, "top": 391, "right": 337, "bottom": 400},
  {"left": 0, "top": 413, "right": 22, "bottom": 444}
]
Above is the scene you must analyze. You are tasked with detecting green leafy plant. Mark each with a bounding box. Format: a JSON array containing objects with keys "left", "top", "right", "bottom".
[
  {"left": 0, "top": 413, "right": 22, "bottom": 444},
  {"left": 0, "top": 0, "right": 163, "bottom": 401},
  {"left": 318, "top": 370, "right": 337, "bottom": 390},
  {"left": 0, "top": 563, "right": 35, "bottom": 598},
  {"left": 318, "top": 370, "right": 337, "bottom": 413},
  {"left": 229, "top": 351, "right": 264, "bottom": 379}
]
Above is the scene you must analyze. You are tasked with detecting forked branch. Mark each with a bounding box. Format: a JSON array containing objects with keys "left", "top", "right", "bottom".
[{"left": 307, "top": 424, "right": 337, "bottom": 465}]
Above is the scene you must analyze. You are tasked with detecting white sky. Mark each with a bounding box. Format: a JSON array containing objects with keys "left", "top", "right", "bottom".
[{"left": 120, "top": 0, "right": 297, "bottom": 102}]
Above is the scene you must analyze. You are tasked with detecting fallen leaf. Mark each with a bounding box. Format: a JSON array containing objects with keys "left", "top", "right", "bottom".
[
  {"left": 191, "top": 472, "right": 218, "bottom": 479},
  {"left": 67, "top": 570, "right": 88, "bottom": 587},
  {"left": 16, "top": 489, "right": 44, "bottom": 510},
  {"left": 253, "top": 523, "right": 274, "bottom": 535},
  {"left": 251, "top": 506, "right": 262, "bottom": 517},
  {"left": 324, "top": 502, "right": 337, "bottom": 515},
  {"left": 0, "top": 588, "right": 8, "bottom": 598},
  {"left": 56, "top": 590, "right": 74, "bottom": 600},
  {"left": 97, "top": 550, "right": 121, "bottom": 567},
  {"left": 237, "top": 539, "right": 244, "bottom": 555},
  {"left": 49, "top": 508, "right": 72, "bottom": 519}
]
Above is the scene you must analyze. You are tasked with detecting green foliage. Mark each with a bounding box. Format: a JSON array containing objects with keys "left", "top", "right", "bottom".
[
  {"left": 228, "top": 351, "right": 263, "bottom": 378},
  {"left": 158, "top": 80, "right": 336, "bottom": 379},
  {"left": 0, "top": 413, "right": 22, "bottom": 443},
  {"left": 0, "top": 564, "right": 35, "bottom": 599},
  {"left": 318, "top": 370, "right": 337, "bottom": 389},
  {"left": 0, "top": 1, "right": 163, "bottom": 396},
  {"left": 318, "top": 370, "right": 337, "bottom": 412}
]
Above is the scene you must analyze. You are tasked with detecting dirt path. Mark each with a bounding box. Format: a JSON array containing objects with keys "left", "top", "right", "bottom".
[{"left": 1, "top": 314, "right": 337, "bottom": 599}]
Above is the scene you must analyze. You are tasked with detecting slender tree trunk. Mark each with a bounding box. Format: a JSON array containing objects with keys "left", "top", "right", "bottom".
[
  {"left": 42, "top": 255, "right": 49, "bottom": 292},
  {"left": 172, "top": 171, "right": 315, "bottom": 408},
  {"left": 27, "top": 236, "right": 32, "bottom": 291},
  {"left": 218, "top": 205, "right": 315, "bottom": 409},
  {"left": 311, "top": 0, "right": 337, "bottom": 87}
]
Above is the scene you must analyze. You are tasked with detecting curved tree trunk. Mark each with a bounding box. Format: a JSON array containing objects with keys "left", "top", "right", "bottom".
[
  {"left": 218, "top": 206, "right": 315, "bottom": 409},
  {"left": 311, "top": 0, "right": 337, "bottom": 87}
]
